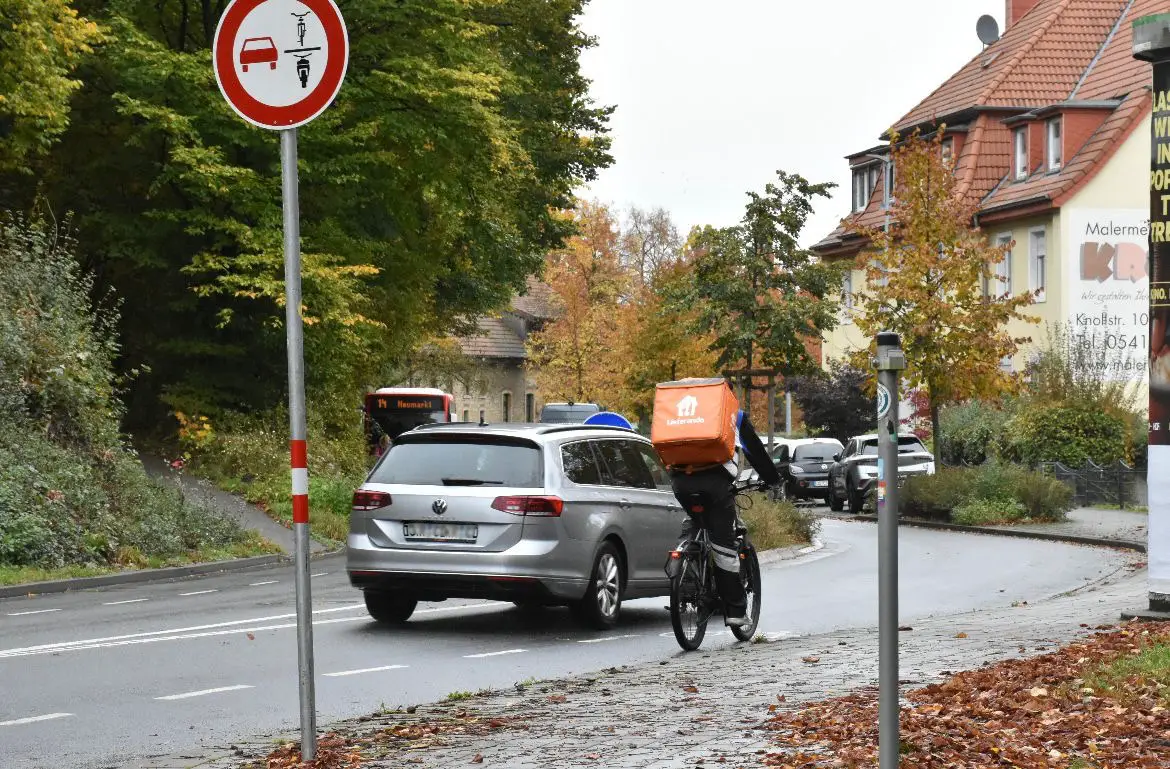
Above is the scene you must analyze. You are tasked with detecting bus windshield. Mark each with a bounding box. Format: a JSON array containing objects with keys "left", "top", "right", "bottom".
[{"left": 366, "top": 392, "right": 450, "bottom": 453}]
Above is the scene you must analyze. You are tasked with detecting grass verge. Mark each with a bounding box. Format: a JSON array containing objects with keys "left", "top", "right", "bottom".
[
  {"left": 740, "top": 493, "right": 820, "bottom": 550},
  {"left": 0, "top": 533, "right": 281, "bottom": 586},
  {"left": 1083, "top": 637, "right": 1170, "bottom": 706}
]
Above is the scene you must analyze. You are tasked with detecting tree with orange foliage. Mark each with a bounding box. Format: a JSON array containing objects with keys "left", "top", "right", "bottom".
[
  {"left": 526, "top": 201, "right": 628, "bottom": 404},
  {"left": 846, "top": 129, "right": 1037, "bottom": 451}
]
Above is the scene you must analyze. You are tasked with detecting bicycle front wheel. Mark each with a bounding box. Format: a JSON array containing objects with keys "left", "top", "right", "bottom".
[
  {"left": 669, "top": 556, "right": 708, "bottom": 651},
  {"left": 731, "top": 544, "right": 762, "bottom": 642}
]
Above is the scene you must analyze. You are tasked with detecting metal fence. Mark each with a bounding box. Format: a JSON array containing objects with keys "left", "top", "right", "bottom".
[{"left": 1036, "top": 460, "right": 1147, "bottom": 509}]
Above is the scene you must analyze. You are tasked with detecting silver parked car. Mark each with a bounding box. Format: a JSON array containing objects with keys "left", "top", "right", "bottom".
[{"left": 347, "top": 423, "right": 686, "bottom": 629}]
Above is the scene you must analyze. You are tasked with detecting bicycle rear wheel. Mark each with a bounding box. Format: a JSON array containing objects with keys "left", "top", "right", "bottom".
[
  {"left": 670, "top": 555, "right": 708, "bottom": 651},
  {"left": 730, "top": 544, "right": 762, "bottom": 642}
]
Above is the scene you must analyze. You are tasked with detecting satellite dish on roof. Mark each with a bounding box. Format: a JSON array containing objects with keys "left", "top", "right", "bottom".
[{"left": 976, "top": 14, "right": 1000, "bottom": 46}]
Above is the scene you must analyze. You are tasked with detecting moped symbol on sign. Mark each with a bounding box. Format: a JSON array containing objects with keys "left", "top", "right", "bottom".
[
  {"left": 213, "top": 0, "right": 348, "bottom": 130},
  {"left": 876, "top": 383, "right": 891, "bottom": 420}
]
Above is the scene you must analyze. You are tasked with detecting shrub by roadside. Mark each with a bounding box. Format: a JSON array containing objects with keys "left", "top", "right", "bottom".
[
  {"left": 901, "top": 463, "right": 1072, "bottom": 525},
  {"left": 741, "top": 494, "right": 820, "bottom": 550},
  {"left": 180, "top": 411, "right": 368, "bottom": 543},
  {"left": 0, "top": 216, "right": 274, "bottom": 583}
]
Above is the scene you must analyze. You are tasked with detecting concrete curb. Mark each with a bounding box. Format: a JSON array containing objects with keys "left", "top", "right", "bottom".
[
  {"left": 758, "top": 537, "right": 825, "bottom": 566},
  {"left": 844, "top": 514, "right": 1147, "bottom": 554},
  {"left": 0, "top": 547, "right": 345, "bottom": 599}
]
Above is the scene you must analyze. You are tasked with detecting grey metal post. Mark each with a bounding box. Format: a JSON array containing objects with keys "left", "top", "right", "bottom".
[
  {"left": 281, "top": 128, "right": 317, "bottom": 761},
  {"left": 785, "top": 391, "right": 792, "bottom": 434},
  {"left": 875, "top": 331, "right": 905, "bottom": 769}
]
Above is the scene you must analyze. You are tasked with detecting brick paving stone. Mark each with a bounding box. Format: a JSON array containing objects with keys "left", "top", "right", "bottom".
[{"left": 127, "top": 554, "right": 1147, "bottom": 769}]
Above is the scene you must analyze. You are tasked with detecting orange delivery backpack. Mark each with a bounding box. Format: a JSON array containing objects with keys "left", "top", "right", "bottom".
[{"left": 650, "top": 378, "right": 740, "bottom": 469}]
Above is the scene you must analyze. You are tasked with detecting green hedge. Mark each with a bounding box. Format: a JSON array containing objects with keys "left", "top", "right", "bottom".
[
  {"left": 998, "top": 405, "right": 1128, "bottom": 467},
  {"left": 902, "top": 463, "right": 1073, "bottom": 525}
]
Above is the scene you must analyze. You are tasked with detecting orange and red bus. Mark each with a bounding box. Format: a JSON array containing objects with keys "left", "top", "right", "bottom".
[{"left": 364, "top": 387, "right": 454, "bottom": 455}]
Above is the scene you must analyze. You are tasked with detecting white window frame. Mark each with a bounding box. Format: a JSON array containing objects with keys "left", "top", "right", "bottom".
[
  {"left": 1046, "top": 117, "right": 1062, "bottom": 170},
  {"left": 993, "top": 232, "right": 1013, "bottom": 297},
  {"left": 1029, "top": 227, "right": 1047, "bottom": 302},
  {"left": 941, "top": 137, "right": 954, "bottom": 167},
  {"left": 1013, "top": 128, "right": 1028, "bottom": 180},
  {"left": 851, "top": 167, "right": 873, "bottom": 212}
]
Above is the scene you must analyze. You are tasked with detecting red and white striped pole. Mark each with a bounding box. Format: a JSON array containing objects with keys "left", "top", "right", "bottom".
[{"left": 282, "top": 127, "right": 317, "bottom": 760}]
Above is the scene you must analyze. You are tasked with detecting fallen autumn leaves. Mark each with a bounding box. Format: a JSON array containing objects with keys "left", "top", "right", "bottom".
[
  {"left": 248, "top": 711, "right": 518, "bottom": 769},
  {"left": 762, "top": 621, "right": 1170, "bottom": 767}
]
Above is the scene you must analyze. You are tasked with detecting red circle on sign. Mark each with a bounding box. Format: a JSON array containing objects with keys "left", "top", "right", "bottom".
[{"left": 213, "top": 0, "right": 348, "bottom": 129}]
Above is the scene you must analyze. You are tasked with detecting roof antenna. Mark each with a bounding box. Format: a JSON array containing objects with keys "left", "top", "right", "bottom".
[{"left": 976, "top": 14, "right": 1000, "bottom": 48}]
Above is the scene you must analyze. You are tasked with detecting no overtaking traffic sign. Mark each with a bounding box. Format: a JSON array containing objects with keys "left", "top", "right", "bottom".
[{"left": 213, "top": 0, "right": 348, "bottom": 130}]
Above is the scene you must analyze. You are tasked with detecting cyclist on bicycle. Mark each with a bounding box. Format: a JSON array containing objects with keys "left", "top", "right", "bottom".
[{"left": 667, "top": 408, "right": 780, "bottom": 627}]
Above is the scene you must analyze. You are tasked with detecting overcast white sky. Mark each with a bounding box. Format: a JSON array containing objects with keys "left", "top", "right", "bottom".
[{"left": 576, "top": 0, "right": 1004, "bottom": 247}]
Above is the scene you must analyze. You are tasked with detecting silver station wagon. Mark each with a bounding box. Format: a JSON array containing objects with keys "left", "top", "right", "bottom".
[{"left": 347, "top": 423, "right": 687, "bottom": 628}]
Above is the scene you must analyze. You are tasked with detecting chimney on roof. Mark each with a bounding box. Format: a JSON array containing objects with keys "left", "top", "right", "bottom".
[{"left": 1005, "top": 0, "right": 1041, "bottom": 30}]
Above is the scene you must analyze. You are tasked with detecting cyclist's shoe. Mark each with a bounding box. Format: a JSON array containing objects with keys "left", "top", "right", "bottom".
[{"left": 725, "top": 613, "right": 751, "bottom": 628}]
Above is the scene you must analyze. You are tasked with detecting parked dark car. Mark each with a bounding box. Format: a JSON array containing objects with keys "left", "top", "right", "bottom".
[
  {"left": 773, "top": 438, "right": 844, "bottom": 502},
  {"left": 827, "top": 433, "right": 935, "bottom": 514}
]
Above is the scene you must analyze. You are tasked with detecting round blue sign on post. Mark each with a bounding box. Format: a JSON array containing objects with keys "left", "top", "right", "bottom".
[{"left": 584, "top": 412, "right": 633, "bottom": 430}]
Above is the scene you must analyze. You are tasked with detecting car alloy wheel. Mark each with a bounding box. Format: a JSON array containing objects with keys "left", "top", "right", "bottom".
[{"left": 595, "top": 551, "right": 621, "bottom": 618}]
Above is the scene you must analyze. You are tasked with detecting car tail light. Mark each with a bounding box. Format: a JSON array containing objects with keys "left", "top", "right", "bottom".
[
  {"left": 491, "top": 495, "right": 564, "bottom": 517},
  {"left": 352, "top": 490, "right": 391, "bottom": 512}
]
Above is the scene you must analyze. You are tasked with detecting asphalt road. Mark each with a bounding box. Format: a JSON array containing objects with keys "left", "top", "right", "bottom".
[{"left": 0, "top": 519, "right": 1132, "bottom": 769}]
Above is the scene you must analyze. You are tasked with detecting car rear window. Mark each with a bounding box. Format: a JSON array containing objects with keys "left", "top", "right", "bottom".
[
  {"left": 792, "top": 444, "right": 839, "bottom": 461},
  {"left": 859, "top": 437, "right": 927, "bottom": 456},
  {"left": 369, "top": 438, "right": 542, "bottom": 487}
]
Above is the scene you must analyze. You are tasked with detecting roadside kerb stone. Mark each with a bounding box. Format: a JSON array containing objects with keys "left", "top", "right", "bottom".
[
  {"left": 845, "top": 513, "right": 1146, "bottom": 553},
  {"left": 0, "top": 548, "right": 344, "bottom": 600},
  {"left": 121, "top": 556, "right": 1148, "bottom": 769}
]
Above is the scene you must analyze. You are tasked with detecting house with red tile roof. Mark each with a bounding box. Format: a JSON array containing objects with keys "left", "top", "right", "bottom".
[{"left": 813, "top": 0, "right": 1155, "bottom": 385}]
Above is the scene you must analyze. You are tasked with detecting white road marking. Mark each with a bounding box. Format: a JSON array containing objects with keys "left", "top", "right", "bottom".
[
  {"left": 0, "top": 713, "right": 73, "bottom": 727},
  {"left": 577, "top": 634, "right": 640, "bottom": 644},
  {"left": 178, "top": 589, "right": 218, "bottom": 596},
  {"left": 0, "top": 602, "right": 502, "bottom": 660},
  {"left": 463, "top": 648, "right": 526, "bottom": 659},
  {"left": 311, "top": 572, "right": 328, "bottom": 578},
  {"left": 155, "top": 684, "right": 253, "bottom": 701},
  {"left": 249, "top": 581, "right": 278, "bottom": 587},
  {"left": 103, "top": 598, "right": 149, "bottom": 606},
  {"left": 324, "top": 664, "right": 408, "bottom": 677},
  {"left": 6, "top": 609, "right": 61, "bottom": 617}
]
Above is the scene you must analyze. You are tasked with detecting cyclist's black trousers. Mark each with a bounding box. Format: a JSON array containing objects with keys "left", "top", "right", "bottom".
[{"left": 668, "top": 467, "right": 746, "bottom": 617}]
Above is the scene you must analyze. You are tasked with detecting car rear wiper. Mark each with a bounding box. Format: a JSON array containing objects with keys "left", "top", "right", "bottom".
[{"left": 440, "top": 477, "right": 504, "bottom": 486}]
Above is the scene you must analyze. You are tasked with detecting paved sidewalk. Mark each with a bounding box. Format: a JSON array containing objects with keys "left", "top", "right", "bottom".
[
  {"left": 141, "top": 455, "right": 326, "bottom": 554},
  {"left": 989, "top": 506, "right": 1147, "bottom": 547},
  {"left": 125, "top": 555, "right": 1147, "bottom": 769}
]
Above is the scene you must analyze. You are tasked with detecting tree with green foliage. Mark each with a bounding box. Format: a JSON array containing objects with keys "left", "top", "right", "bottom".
[
  {"left": 5, "top": 0, "right": 612, "bottom": 430},
  {"left": 0, "top": 0, "right": 100, "bottom": 177},
  {"left": 678, "top": 171, "right": 843, "bottom": 413},
  {"left": 846, "top": 130, "right": 1036, "bottom": 454}
]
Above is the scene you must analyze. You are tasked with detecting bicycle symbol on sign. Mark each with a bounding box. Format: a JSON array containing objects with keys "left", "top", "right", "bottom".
[{"left": 284, "top": 11, "right": 321, "bottom": 88}]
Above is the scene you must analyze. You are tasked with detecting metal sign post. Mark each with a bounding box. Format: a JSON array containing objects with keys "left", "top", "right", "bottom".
[
  {"left": 212, "top": 1, "right": 349, "bottom": 761},
  {"left": 874, "top": 331, "right": 905, "bottom": 769}
]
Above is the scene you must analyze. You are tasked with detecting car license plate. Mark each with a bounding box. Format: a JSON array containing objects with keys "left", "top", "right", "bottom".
[
  {"left": 812, "top": 480, "right": 828, "bottom": 488},
  {"left": 402, "top": 522, "right": 479, "bottom": 542}
]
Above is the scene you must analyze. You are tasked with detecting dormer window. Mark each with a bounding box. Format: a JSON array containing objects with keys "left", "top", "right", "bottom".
[
  {"left": 1046, "top": 117, "right": 1062, "bottom": 170},
  {"left": 1014, "top": 128, "right": 1028, "bottom": 180},
  {"left": 851, "top": 165, "right": 879, "bottom": 212},
  {"left": 941, "top": 137, "right": 954, "bottom": 167}
]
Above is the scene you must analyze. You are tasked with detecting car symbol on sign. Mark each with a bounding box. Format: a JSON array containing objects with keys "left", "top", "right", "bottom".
[{"left": 239, "top": 37, "right": 279, "bottom": 72}]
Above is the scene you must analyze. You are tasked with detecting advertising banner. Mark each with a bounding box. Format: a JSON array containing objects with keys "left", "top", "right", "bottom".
[
  {"left": 1148, "top": 56, "right": 1170, "bottom": 600},
  {"left": 1065, "top": 209, "right": 1149, "bottom": 383}
]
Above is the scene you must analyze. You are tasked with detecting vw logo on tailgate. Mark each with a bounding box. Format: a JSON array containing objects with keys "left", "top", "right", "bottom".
[{"left": 431, "top": 498, "right": 448, "bottom": 516}]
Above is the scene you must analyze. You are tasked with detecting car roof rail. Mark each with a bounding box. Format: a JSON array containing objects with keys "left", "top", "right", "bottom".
[{"left": 535, "top": 424, "right": 638, "bottom": 436}]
